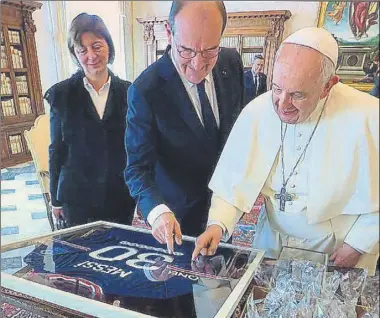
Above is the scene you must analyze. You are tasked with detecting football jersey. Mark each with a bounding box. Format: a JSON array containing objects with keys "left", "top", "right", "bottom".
[{"left": 22, "top": 226, "right": 248, "bottom": 302}]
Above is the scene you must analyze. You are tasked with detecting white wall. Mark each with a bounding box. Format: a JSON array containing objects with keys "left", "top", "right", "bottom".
[
  {"left": 132, "top": 1, "right": 321, "bottom": 79},
  {"left": 33, "top": 2, "right": 57, "bottom": 112}
]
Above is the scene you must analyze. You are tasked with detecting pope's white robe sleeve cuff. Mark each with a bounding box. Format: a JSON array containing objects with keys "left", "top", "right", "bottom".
[
  {"left": 344, "top": 211, "right": 379, "bottom": 254},
  {"left": 147, "top": 204, "right": 173, "bottom": 226},
  {"left": 207, "top": 195, "right": 244, "bottom": 241}
]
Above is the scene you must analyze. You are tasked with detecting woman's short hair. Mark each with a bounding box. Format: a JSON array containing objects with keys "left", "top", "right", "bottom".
[{"left": 67, "top": 13, "right": 115, "bottom": 67}]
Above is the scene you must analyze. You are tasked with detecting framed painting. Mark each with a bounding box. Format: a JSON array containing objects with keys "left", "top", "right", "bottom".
[{"left": 317, "top": 2, "right": 379, "bottom": 92}]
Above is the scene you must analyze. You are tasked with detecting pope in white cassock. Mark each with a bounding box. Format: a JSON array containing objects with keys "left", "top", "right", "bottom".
[{"left": 192, "top": 27, "right": 379, "bottom": 275}]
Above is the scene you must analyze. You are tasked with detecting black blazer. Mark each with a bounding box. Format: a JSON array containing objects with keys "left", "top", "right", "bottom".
[
  {"left": 125, "top": 47, "right": 245, "bottom": 231},
  {"left": 45, "top": 70, "right": 133, "bottom": 207},
  {"left": 244, "top": 71, "right": 267, "bottom": 105}
]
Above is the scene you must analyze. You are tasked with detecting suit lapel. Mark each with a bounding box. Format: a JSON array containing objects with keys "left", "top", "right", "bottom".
[
  {"left": 160, "top": 51, "right": 209, "bottom": 144},
  {"left": 212, "top": 61, "right": 232, "bottom": 144},
  {"left": 74, "top": 75, "right": 101, "bottom": 122}
]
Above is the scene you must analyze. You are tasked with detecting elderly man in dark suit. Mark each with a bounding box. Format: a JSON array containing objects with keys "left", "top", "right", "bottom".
[
  {"left": 244, "top": 55, "right": 267, "bottom": 105},
  {"left": 125, "top": 0, "right": 245, "bottom": 252}
]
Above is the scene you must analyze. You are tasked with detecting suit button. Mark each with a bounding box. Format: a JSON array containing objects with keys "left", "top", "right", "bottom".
[
  {"left": 290, "top": 184, "right": 295, "bottom": 188},
  {"left": 296, "top": 146, "right": 301, "bottom": 151}
]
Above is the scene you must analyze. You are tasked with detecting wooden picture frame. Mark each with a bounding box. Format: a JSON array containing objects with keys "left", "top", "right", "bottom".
[{"left": 317, "top": 2, "right": 379, "bottom": 92}]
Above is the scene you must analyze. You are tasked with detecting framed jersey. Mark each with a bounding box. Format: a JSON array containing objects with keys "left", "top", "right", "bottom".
[{"left": 1, "top": 221, "right": 264, "bottom": 318}]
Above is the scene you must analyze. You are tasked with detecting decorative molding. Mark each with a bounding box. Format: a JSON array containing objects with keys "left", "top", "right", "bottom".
[
  {"left": 21, "top": 10, "right": 36, "bottom": 33},
  {"left": 1, "top": 0, "right": 42, "bottom": 11}
]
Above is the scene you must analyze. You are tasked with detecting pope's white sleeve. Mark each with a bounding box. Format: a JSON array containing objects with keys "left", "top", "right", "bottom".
[
  {"left": 207, "top": 195, "right": 244, "bottom": 241},
  {"left": 344, "top": 211, "right": 379, "bottom": 254}
]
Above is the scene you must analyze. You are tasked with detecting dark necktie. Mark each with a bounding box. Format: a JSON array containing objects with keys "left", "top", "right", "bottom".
[{"left": 197, "top": 80, "right": 219, "bottom": 141}]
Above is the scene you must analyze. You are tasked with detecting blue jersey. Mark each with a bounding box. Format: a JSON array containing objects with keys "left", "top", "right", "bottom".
[{"left": 22, "top": 226, "right": 247, "bottom": 302}]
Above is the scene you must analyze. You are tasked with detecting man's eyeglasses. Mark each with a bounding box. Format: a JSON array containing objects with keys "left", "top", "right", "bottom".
[
  {"left": 174, "top": 38, "right": 221, "bottom": 59},
  {"left": 177, "top": 47, "right": 221, "bottom": 59}
]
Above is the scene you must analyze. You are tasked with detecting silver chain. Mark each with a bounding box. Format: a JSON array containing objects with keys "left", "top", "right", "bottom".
[{"left": 280, "top": 98, "right": 328, "bottom": 189}]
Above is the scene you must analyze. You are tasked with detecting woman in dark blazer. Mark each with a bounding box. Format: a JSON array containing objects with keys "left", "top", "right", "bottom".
[{"left": 45, "top": 13, "right": 135, "bottom": 227}]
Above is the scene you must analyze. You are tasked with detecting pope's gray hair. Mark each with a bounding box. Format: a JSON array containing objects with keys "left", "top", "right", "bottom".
[{"left": 320, "top": 54, "right": 336, "bottom": 86}]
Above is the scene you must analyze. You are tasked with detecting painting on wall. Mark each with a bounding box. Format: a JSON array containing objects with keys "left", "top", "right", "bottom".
[{"left": 318, "top": 2, "right": 379, "bottom": 92}]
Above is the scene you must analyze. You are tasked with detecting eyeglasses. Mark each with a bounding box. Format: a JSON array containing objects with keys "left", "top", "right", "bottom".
[{"left": 174, "top": 38, "right": 221, "bottom": 59}]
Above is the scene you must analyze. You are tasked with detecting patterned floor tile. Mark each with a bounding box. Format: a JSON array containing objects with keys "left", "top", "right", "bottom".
[
  {"left": 28, "top": 194, "right": 44, "bottom": 200},
  {"left": 0, "top": 189, "right": 16, "bottom": 195},
  {"left": 1, "top": 205, "right": 17, "bottom": 212},
  {"left": 25, "top": 180, "right": 39, "bottom": 186},
  {"left": 1, "top": 161, "right": 51, "bottom": 243},
  {"left": 31, "top": 212, "right": 48, "bottom": 220},
  {"left": 1, "top": 226, "right": 19, "bottom": 236}
]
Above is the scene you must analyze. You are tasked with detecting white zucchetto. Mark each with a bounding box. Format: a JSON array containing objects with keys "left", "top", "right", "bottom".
[{"left": 282, "top": 27, "right": 339, "bottom": 67}]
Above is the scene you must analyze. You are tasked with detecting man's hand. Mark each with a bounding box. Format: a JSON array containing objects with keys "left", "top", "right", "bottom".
[
  {"left": 152, "top": 212, "right": 182, "bottom": 254},
  {"left": 51, "top": 206, "right": 64, "bottom": 219},
  {"left": 192, "top": 225, "right": 223, "bottom": 261},
  {"left": 329, "top": 243, "right": 362, "bottom": 268}
]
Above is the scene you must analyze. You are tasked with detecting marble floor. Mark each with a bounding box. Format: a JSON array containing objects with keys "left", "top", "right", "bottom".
[{"left": 1, "top": 161, "right": 51, "bottom": 246}]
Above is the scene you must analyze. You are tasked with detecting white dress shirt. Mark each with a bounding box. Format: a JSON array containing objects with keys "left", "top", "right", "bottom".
[
  {"left": 83, "top": 75, "right": 111, "bottom": 119},
  {"left": 252, "top": 71, "right": 260, "bottom": 95},
  {"left": 147, "top": 51, "right": 220, "bottom": 226}
]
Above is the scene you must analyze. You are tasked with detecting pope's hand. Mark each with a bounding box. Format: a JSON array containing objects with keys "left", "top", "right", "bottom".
[
  {"left": 152, "top": 212, "right": 182, "bottom": 254},
  {"left": 192, "top": 225, "right": 223, "bottom": 260},
  {"left": 329, "top": 243, "right": 362, "bottom": 268}
]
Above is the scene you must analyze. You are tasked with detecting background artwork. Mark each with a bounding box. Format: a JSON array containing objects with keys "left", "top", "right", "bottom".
[{"left": 318, "top": 2, "right": 379, "bottom": 90}]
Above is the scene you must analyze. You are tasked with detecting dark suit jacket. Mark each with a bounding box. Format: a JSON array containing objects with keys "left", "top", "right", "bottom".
[
  {"left": 125, "top": 47, "right": 245, "bottom": 234},
  {"left": 244, "top": 71, "right": 267, "bottom": 105},
  {"left": 45, "top": 70, "right": 134, "bottom": 210}
]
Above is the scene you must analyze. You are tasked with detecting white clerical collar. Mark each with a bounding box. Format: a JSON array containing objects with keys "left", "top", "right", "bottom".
[{"left": 169, "top": 49, "right": 212, "bottom": 89}]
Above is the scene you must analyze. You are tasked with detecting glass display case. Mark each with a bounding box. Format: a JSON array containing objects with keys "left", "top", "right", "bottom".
[{"left": 1, "top": 221, "right": 265, "bottom": 318}]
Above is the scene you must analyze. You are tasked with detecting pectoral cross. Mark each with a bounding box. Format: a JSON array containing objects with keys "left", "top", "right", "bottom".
[{"left": 274, "top": 186, "right": 293, "bottom": 212}]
